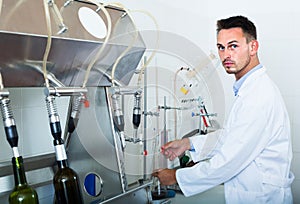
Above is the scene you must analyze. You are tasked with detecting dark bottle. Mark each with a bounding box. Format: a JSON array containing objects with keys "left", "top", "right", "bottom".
[
  {"left": 53, "top": 139, "right": 83, "bottom": 204},
  {"left": 9, "top": 156, "right": 39, "bottom": 204},
  {"left": 45, "top": 96, "right": 83, "bottom": 204}
]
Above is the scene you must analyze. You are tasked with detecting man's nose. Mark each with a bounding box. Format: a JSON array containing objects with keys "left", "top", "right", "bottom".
[{"left": 223, "top": 48, "right": 231, "bottom": 59}]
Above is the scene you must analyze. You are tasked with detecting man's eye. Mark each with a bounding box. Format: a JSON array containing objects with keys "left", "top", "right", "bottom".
[
  {"left": 230, "top": 44, "right": 238, "bottom": 49},
  {"left": 218, "top": 46, "right": 225, "bottom": 51}
]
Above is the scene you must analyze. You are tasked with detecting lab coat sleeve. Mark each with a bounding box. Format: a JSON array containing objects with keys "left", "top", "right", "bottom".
[
  {"left": 189, "top": 129, "right": 224, "bottom": 162},
  {"left": 176, "top": 96, "right": 270, "bottom": 197}
]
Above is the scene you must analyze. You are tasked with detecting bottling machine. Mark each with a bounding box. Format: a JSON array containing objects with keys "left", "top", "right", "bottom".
[
  {"left": 0, "top": 1, "right": 227, "bottom": 203},
  {"left": 0, "top": 0, "right": 152, "bottom": 203}
]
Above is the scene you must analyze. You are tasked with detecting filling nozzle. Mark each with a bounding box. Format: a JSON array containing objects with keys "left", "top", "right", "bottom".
[
  {"left": 0, "top": 73, "right": 19, "bottom": 157},
  {"left": 65, "top": 95, "right": 85, "bottom": 148},
  {"left": 0, "top": 96, "right": 19, "bottom": 150},
  {"left": 132, "top": 92, "right": 141, "bottom": 142},
  {"left": 44, "top": 87, "right": 88, "bottom": 147},
  {"left": 68, "top": 95, "right": 86, "bottom": 133},
  {"left": 111, "top": 93, "right": 126, "bottom": 150},
  {"left": 45, "top": 95, "right": 62, "bottom": 140}
]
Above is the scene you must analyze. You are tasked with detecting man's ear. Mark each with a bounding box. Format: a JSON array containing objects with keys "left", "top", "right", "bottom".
[{"left": 250, "top": 40, "right": 259, "bottom": 55}]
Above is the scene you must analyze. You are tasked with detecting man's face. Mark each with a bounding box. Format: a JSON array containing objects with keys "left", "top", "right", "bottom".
[{"left": 217, "top": 27, "right": 257, "bottom": 79}]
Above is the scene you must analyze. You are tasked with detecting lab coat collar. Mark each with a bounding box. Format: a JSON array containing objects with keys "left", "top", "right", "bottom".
[{"left": 234, "top": 65, "right": 265, "bottom": 97}]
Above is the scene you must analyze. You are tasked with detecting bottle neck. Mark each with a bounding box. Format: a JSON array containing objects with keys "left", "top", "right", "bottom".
[
  {"left": 12, "top": 156, "right": 28, "bottom": 186},
  {"left": 56, "top": 159, "right": 69, "bottom": 169},
  {"left": 53, "top": 139, "right": 69, "bottom": 169}
]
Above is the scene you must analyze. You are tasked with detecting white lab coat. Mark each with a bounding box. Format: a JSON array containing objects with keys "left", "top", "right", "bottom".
[{"left": 176, "top": 67, "right": 294, "bottom": 203}]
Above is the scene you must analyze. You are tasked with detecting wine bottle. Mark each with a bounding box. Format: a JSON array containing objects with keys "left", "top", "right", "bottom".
[
  {"left": 45, "top": 95, "right": 83, "bottom": 204},
  {"left": 0, "top": 90, "right": 39, "bottom": 204},
  {"left": 9, "top": 156, "right": 39, "bottom": 204},
  {"left": 53, "top": 139, "right": 83, "bottom": 204}
]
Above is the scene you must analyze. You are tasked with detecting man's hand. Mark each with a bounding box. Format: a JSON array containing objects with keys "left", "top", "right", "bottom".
[
  {"left": 161, "top": 138, "right": 191, "bottom": 161},
  {"left": 152, "top": 168, "right": 177, "bottom": 186}
]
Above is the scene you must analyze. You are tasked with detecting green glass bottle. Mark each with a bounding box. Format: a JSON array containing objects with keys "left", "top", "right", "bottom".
[
  {"left": 9, "top": 156, "right": 39, "bottom": 204},
  {"left": 45, "top": 96, "right": 83, "bottom": 204},
  {"left": 53, "top": 139, "right": 83, "bottom": 204}
]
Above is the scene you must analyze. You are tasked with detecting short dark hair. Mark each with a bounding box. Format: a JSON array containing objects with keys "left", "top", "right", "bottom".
[{"left": 216, "top": 16, "right": 257, "bottom": 42}]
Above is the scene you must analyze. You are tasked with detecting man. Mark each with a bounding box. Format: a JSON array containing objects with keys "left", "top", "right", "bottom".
[{"left": 152, "top": 15, "right": 294, "bottom": 203}]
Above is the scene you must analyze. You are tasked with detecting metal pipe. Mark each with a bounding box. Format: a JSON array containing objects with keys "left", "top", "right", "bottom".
[
  {"left": 112, "top": 86, "right": 142, "bottom": 96},
  {"left": 44, "top": 87, "right": 88, "bottom": 97},
  {"left": 162, "top": 96, "right": 167, "bottom": 168},
  {"left": 163, "top": 96, "right": 167, "bottom": 146},
  {"left": 0, "top": 90, "right": 9, "bottom": 98},
  {"left": 143, "top": 56, "right": 147, "bottom": 180}
]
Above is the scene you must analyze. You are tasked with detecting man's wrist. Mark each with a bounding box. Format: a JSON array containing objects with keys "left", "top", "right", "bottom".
[{"left": 182, "top": 138, "right": 193, "bottom": 151}]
